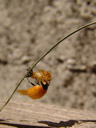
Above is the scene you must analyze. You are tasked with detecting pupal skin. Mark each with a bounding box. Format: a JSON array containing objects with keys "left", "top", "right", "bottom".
[{"left": 27, "top": 69, "right": 52, "bottom": 85}]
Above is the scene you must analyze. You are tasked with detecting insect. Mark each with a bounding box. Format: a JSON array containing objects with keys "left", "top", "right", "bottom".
[{"left": 17, "top": 69, "right": 52, "bottom": 99}]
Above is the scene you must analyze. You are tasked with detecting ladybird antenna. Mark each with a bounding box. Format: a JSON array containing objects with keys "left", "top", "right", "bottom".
[{"left": 0, "top": 21, "right": 96, "bottom": 112}]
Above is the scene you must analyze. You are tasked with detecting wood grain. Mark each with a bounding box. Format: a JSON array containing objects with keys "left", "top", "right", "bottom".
[{"left": 0, "top": 100, "right": 96, "bottom": 128}]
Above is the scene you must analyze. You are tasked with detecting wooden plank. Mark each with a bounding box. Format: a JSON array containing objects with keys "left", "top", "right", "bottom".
[{"left": 0, "top": 100, "right": 96, "bottom": 128}]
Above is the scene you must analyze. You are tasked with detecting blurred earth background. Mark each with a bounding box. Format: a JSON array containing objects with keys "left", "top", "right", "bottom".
[{"left": 0, "top": 0, "right": 96, "bottom": 110}]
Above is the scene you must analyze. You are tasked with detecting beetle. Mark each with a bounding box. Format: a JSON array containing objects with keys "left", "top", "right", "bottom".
[{"left": 17, "top": 81, "right": 49, "bottom": 99}]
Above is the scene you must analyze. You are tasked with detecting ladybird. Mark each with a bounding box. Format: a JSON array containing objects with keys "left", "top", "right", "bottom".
[{"left": 17, "top": 82, "right": 49, "bottom": 99}]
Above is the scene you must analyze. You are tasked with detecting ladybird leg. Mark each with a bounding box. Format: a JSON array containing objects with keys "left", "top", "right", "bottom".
[{"left": 26, "top": 77, "right": 35, "bottom": 86}]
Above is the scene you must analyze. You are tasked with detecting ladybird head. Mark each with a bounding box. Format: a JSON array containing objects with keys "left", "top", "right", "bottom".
[{"left": 41, "top": 81, "right": 50, "bottom": 90}]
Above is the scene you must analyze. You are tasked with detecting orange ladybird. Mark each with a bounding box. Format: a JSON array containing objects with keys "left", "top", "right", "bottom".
[{"left": 17, "top": 83, "right": 49, "bottom": 99}]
